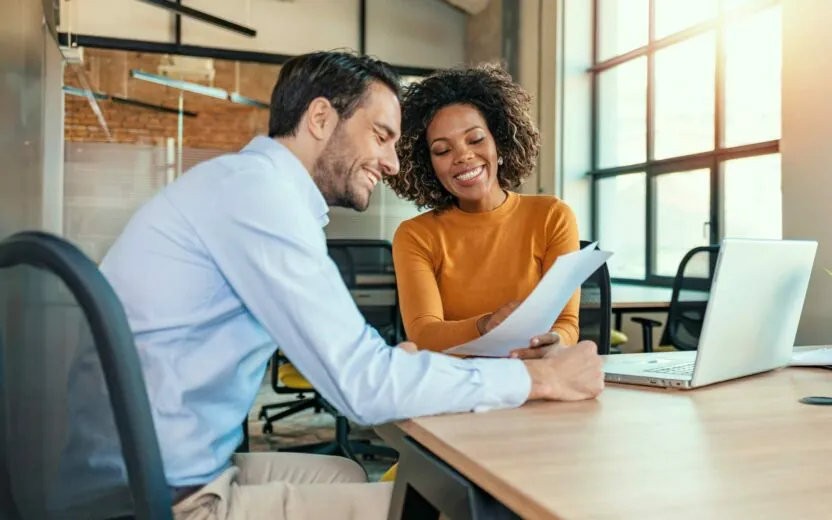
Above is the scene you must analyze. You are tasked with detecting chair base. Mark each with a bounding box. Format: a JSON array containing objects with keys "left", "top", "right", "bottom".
[
  {"left": 260, "top": 398, "right": 399, "bottom": 471},
  {"left": 278, "top": 416, "right": 398, "bottom": 465},
  {"left": 258, "top": 397, "right": 320, "bottom": 434}
]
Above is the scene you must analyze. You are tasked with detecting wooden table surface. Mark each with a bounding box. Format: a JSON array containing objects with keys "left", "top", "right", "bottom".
[
  {"left": 611, "top": 284, "right": 709, "bottom": 309},
  {"left": 392, "top": 367, "right": 832, "bottom": 520}
]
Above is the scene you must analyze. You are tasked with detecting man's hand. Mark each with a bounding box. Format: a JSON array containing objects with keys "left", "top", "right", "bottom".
[
  {"left": 523, "top": 341, "right": 604, "bottom": 401},
  {"left": 509, "top": 332, "right": 560, "bottom": 359},
  {"left": 477, "top": 300, "right": 522, "bottom": 335}
]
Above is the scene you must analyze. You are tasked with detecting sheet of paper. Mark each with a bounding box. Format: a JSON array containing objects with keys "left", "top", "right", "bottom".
[
  {"left": 790, "top": 346, "right": 832, "bottom": 366},
  {"left": 445, "top": 242, "right": 613, "bottom": 358}
]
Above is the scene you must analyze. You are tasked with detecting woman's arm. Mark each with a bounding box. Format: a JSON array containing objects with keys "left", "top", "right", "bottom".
[
  {"left": 542, "top": 200, "right": 581, "bottom": 345},
  {"left": 392, "top": 223, "right": 487, "bottom": 352}
]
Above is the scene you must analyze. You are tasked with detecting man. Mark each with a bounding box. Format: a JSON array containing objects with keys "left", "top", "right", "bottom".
[{"left": 96, "top": 51, "right": 604, "bottom": 519}]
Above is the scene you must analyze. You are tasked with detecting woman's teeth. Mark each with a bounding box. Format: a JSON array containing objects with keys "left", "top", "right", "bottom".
[{"left": 455, "top": 166, "right": 484, "bottom": 182}]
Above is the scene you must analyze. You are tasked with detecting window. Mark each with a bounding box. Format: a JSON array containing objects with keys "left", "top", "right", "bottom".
[
  {"left": 597, "top": 173, "right": 646, "bottom": 279},
  {"left": 590, "top": 0, "right": 781, "bottom": 285}
]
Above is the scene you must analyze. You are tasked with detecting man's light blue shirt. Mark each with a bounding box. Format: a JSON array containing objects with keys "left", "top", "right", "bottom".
[{"left": 96, "top": 136, "right": 532, "bottom": 487}]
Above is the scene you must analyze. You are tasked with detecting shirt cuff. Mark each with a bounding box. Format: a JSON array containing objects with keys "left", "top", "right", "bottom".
[{"left": 467, "top": 357, "right": 531, "bottom": 413}]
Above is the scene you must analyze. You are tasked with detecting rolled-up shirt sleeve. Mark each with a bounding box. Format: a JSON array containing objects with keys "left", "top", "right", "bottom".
[{"left": 194, "top": 168, "right": 531, "bottom": 425}]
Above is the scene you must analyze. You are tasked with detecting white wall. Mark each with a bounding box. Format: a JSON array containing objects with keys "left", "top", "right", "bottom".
[
  {"left": 781, "top": 0, "right": 832, "bottom": 345},
  {"left": 59, "top": 0, "right": 172, "bottom": 43},
  {"left": 179, "top": 0, "right": 359, "bottom": 57},
  {"left": 42, "top": 30, "right": 65, "bottom": 235},
  {"left": 366, "top": 0, "right": 465, "bottom": 69},
  {"left": 58, "top": 0, "right": 465, "bottom": 69}
]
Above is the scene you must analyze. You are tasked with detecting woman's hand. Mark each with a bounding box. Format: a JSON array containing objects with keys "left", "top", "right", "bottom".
[
  {"left": 477, "top": 300, "right": 522, "bottom": 335},
  {"left": 396, "top": 341, "right": 418, "bottom": 354},
  {"left": 509, "top": 332, "right": 561, "bottom": 359},
  {"left": 476, "top": 300, "right": 564, "bottom": 359}
]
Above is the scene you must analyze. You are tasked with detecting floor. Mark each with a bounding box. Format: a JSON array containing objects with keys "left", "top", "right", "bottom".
[{"left": 246, "top": 374, "right": 396, "bottom": 482}]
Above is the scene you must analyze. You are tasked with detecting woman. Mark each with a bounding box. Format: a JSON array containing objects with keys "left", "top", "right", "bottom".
[{"left": 386, "top": 63, "right": 580, "bottom": 359}]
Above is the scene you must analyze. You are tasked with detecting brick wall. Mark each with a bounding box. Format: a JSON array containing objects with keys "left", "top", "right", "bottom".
[{"left": 64, "top": 49, "right": 281, "bottom": 152}]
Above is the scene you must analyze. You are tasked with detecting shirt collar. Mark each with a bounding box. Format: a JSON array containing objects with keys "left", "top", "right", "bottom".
[{"left": 241, "top": 136, "right": 330, "bottom": 227}]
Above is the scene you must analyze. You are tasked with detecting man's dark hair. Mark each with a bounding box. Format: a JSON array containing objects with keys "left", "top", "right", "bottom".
[{"left": 268, "top": 51, "right": 402, "bottom": 138}]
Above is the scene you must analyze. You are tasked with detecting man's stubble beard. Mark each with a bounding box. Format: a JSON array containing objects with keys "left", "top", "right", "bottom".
[{"left": 312, "top": 126, "right": 369, "bottom": 212}]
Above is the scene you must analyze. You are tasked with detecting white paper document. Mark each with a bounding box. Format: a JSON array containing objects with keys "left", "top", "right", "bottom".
[
  {"left": 444, "top": 242, "right": 613, "bottom": 358},
  {"left": 790, "top": 346, "right": 832, "bottom": 366}
]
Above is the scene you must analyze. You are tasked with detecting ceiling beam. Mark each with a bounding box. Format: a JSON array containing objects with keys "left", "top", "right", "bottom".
[{"left": 136, "top": 0, "right": 257, "bottom": 37}]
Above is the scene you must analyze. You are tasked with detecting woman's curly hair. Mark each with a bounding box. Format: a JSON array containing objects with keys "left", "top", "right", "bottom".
[{"left": 385, "top": 63, "right": 540, "bottom": 211}]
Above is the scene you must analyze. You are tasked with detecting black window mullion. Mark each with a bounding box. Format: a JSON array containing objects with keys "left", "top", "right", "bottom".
[
  {"left": 710, "top": 158, "right": 720, "bottom": 247},
  {"left": 646, "top": 167, "right": 656, "bottom": 283},
  {"left": 645, "top": 0, "right": 655, "bottom": 280},
  {"left": 590, "top": 0, "right": 599, "bottom": 242},
  {"left": 590, "top": 177, "right": 599, "bottom": 242},
  {"left": 712, "top": 1, "right": 727, "bottom": 251}
]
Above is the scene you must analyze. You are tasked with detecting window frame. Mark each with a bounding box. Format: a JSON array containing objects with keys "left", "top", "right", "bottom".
[{"left": 589, "top": 0, "right": 781, "bottom": 287}]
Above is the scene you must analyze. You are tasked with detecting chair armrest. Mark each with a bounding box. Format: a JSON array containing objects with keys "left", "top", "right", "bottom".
[{"left": 630, "top": 317, "right": 663, "bottom": 353}]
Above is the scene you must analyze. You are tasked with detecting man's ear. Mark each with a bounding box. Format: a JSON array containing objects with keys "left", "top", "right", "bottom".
[{"left": 305, "top": 97, "right": 336, "bottom": 141}]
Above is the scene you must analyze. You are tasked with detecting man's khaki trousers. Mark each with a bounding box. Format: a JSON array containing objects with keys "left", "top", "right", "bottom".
[{"left": 172, "top": 453, "right": 393, "bottom": 520}]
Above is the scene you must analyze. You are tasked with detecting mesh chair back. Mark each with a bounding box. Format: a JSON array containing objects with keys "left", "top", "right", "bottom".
[
  {"left": 662, "top": 245, "right": 719, "bottom": 351},
  {"left": 327, "top": 240, "right": 402, "bottom": 344},
  {"left": 0, "top": 231, "right": 171, "bottom": 520},
  {"left": 577, "top": 241, "right": 612, "bottom": 355}
]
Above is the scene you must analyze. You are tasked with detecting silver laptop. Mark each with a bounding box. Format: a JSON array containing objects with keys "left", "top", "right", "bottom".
[{"left": 603, "top": 238, "right": 817, "bottom": 389}]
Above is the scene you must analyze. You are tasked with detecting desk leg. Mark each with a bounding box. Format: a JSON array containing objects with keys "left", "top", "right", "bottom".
[{"left": 387, "top": 437, "right": 520, "bottom": 520}]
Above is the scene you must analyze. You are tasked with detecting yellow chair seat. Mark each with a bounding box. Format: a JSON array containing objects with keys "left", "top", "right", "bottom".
[
  {"left": 379, "top": 463, "right": 397, "bottom": 482},
  {"left": 278, "top": 363, "right": 314, "bottom": 390},
  {"left": 610, "top": 329, "right": 628, "bottom": 346}
]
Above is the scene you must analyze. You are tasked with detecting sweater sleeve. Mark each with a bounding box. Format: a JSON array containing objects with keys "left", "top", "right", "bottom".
[
  {"left": 542, "top": 200, "right": 581, "bottom": 345},
  {"left": 392, "top": 222, "right": 487, "bottom": 352}
]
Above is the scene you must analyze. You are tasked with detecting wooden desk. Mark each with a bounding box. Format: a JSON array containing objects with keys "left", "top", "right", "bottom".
[
  {"left": 611, "top": 284, "right": 709, "bottom": 330},
  {"left": 383, "top": 367, "right": 832, "bottom": 520},
  {"left": 612, "top": 283, "right": 674, "bottom": 307}
]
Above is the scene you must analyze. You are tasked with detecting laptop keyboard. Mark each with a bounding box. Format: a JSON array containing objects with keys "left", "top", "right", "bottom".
[{"left": 644, "top": 361, "right": 695, "bottom": 375}]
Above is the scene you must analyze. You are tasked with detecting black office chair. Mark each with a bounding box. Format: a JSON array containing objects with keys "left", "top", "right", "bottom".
[
  {"left": 0, "top": 230, "right": 172, "bottom": 520},
  {"left": 328, "top": 239, "right": 403, "bottom": 344},
  {"left": 631, "top": 245, "right": 719, "bottom": 352},
  {"left": 257, "top": 239, "right": 400, "bottom": 465},
  {"left": 578, "top": 240, "right": 612, "bottom": 355}
]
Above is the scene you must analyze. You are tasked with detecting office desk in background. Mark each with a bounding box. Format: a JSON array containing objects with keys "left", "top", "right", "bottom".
[
  {"left": 611, "top": 283, "right": 709, "bottom": 330},
  {"left": 379, "top": 367, "right": 832, "bottom": 520}
]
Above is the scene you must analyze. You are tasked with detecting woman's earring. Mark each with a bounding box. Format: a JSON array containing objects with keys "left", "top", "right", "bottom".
[{"left": 497, "top": 157, "right": 504, "bottom": 166}]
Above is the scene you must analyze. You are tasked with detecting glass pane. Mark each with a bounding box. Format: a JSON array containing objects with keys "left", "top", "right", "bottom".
[
  {"left": 654, "top": 31, "right": 716, "bottom": 159},
  {"left": 597, "top": 173, "right": 646, "bottom": 279},
  {"left": 655, "top": 169, "right": 711, "bottom": 277},
  {"left": 723, "top": 154, "right": 782, "bottom": 239},
  {"left": 597, "top": 0, "right": 649, "bottom": 62},
  {"left": 722, "top": 0, "right": 756, "bottom": 12},
  {"left": 655, "top": 0, "right": 718, "bottom": 39},
  {"left": 724, "top": 5, "right": 781, "bottom": 147},
  {"left": 654, "top": 32, "right": 716, "bottom": 160},
  {"left": 598, "top": 57, "right": 647, "bottom": 169}
]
